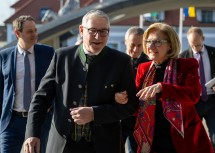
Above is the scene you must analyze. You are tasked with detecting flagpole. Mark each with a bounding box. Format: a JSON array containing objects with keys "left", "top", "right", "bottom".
[
  {"left": 139, "top": 14, "right": 144, "bottom": 28},
  {"left": 179, "top": 8, "right": 183, "bottom": 53}
]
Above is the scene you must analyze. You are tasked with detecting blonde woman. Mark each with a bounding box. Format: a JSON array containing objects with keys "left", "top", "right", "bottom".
[{"left": 115, "top": 23, "right": 213, "bottom": 153}]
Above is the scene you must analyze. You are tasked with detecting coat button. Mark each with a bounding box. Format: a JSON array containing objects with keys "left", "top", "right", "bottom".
[
  {"left": 78, "top": 84, "right": 82, "bottom": 89},
  {"left": 73, "top": 101, "right": 77, "bottom": 106},
  {"left": 63, "top": 135, "right": 66, "bottom": 138},
  {"left": 68, "top": 119, "right": 72, "bottom": 122},
  {"left": 82, "top": 132, "right": 85, "bottom": 136}
]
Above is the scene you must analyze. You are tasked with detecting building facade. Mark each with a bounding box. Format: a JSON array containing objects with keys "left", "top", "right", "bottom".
[{"left": 1, "top": 0, "right": 215, "bottom": 52}]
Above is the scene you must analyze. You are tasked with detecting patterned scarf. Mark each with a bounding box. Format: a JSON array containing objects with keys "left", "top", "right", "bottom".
[{"left": 134, "top": 59, "right": 184, "bottom": 153}]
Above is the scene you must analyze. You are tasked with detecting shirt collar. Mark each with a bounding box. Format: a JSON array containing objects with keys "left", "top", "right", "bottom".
[
  {"left": 17, "top": 44, "right": 34, "bottom": 55},
  {"left": 83, "top": 44, "right": 101, "bottom": 56},
  {"left": 193, "top": 45, "right": 206, "bottom": 55}
]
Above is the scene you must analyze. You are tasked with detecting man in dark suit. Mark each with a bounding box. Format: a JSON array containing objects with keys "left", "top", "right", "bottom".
[
  {"left": 179, "top": 26, "right": 215, "bottom": 150},
  {"left": 0, "top": 15, "right": 54, "bottom": 153},
  {"left": 24, "top": 10, "right": 138, "bottom": 153},
  {"left": 122, "top": 26, "right": 149, "bottom": 153}
]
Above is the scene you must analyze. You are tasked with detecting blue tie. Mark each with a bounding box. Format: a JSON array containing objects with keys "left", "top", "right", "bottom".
[
  {"left": 197, "top": 52, "right": 208, "bottom": 102},
  {"left": 23, "top": 51, "right": 31, "bottom": 110}
]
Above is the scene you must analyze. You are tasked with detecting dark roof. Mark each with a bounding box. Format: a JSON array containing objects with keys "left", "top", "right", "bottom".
[{"left": 4, "top": 0, "right": 60, "bottom": 24}]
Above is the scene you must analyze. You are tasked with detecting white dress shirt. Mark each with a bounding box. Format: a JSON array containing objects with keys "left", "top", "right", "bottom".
[
  {"left": 193, "top": 45, "right": 213, "bottom": 95},
  {"left": 13, "top": 45, "right": 35, "bottom": 112}
]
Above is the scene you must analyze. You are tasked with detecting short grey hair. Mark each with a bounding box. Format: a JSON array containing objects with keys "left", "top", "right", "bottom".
[
  {"left": 125, "top": 26, "right": 144, "bottom": 40},
  {"left": 82, "top": 10, "right": 110, "bottom": 27}
]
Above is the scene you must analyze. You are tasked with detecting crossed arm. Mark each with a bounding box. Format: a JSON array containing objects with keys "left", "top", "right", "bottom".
[{"left": 115, "top": 83, "right": 162, "bottom": 104}]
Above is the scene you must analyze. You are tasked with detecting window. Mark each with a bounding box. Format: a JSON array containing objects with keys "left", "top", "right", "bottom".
[
  {"left": 143, "top": 11, "right": 164, "bottom": 22},
  {"left": 107, "top": 43, "right": 118, "bottom": 50},
  {"left": 201, "top": 10, "right": 213, "bottom": 23},
  {"left": 196, "top": 9, "right": 215, "bottom": 23},
  {"left": 39, "top": 8, "right": 50, "bottom": 20}
]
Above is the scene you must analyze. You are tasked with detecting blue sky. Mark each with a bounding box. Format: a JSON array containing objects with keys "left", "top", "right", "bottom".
[{"left": 0, "top": 0, "right": 18, "bottom": 25}]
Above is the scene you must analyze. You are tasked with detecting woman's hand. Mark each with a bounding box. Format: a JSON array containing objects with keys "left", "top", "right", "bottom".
[
  {"left": 115, "top": 90, "right": 128, "bottom": 104},
  {"left": 136, "top": 83, "right": 162, "bottom": 101}
]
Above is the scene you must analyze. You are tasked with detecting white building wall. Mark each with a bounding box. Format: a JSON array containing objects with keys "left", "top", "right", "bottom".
[{"left": 6, "top": 24, "right": 15, "bottom": 43}]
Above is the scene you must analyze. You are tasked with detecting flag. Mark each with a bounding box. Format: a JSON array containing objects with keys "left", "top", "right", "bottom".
[{"left": 184, "top": 7, "right": 196, "bottom": 17}]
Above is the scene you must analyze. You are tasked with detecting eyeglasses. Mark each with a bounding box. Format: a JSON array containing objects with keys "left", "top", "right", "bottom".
[
  {"left": 192, "top": 44, "right": 202, "bottom": 48},
  {"left": 144, "top": 39, "right": 168, "bottom": 47},
  {"left": 83, "top": 26, "right": 109, "bottom": 37}
]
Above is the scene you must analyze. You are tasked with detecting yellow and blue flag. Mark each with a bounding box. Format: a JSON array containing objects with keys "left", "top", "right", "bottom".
[{"left": 184, "top": 7, "right": 196, "bottom": 17}]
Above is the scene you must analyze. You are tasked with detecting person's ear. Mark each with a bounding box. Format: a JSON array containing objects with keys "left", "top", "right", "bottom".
[
  {"left": 124, "top": 39, "right": 127, "bottom": 44},
  {"left": 14, "top": 30, "right": 20, "bottom": 38},
  {"left": 79, "top": 25, "right": 84, "bottom": 36}
]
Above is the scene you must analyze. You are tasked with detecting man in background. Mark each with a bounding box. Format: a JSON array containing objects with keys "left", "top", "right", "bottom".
[
  {"left": 124, "top": 26, "right": 149, "bottom": 77},
  {"left": 122, "top": 26, "right": 149, "bottom": 153},
  {"left": 0, "top": 15, "right": 54, "bottom": 153},
  {"left": 179, "top": 26, "right": 215, "bottom": 151}
]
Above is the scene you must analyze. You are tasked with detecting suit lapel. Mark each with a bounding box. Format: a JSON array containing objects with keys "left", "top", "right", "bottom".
[
  {"left": 11, "top": 46, "right": 18, "bottom": 91},
  {"left": 205, "top": 45, "right": 215, "bottom": 78},
  {"left": 34, "top": 44, "right": 40, "bottom": 90}
]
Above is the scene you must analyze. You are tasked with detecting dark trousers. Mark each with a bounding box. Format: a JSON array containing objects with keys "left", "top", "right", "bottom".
[
  {"left": 0, "top": 111, "right": 53, "bottom": 153},
  {"left": 195, "top": 94, "right": 215, "bottom": 150},
  {"left": 0, "top": 114, "right": 27, "bottom": 153},
  {"left": 121, "top": 116, "right": 137, "bottom": 153},
  {"left": 63, "top": 138, "right": 95, "bottom": 153}
]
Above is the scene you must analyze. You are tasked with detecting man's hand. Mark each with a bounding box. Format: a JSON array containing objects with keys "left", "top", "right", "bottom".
[
  {"left": 24, "top": 137, "right": 40, "bottom": 153},
  {"left": 115, "top": 90, "right": 128, "bottom": 104},
  {"left": 70, "top": 107, "right": 94, "bottom": 125}
]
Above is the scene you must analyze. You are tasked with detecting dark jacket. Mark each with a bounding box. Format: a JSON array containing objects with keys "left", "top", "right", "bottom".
[
  {"left": 131, "top": 53, "right": 149, "bottom": 78},
  {"left": 179, "top": 45, "right": 215, "bottom": 79},
  {"left": 25, "top": 45, "right": 138, "bottom": 153}
]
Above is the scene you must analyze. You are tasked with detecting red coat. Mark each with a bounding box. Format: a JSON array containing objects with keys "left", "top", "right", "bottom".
[{"left": 136, "top": 58, "right": 214, "bottom": 153}]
